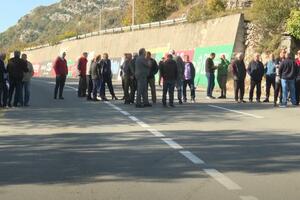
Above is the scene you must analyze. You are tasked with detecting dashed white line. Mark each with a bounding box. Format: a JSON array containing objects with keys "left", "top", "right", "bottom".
[
  {"left": 240, "top": 196, "right": 258, "bottom": 200},
  {"left": 161, "top": 138, "right": 184, "bottom": 149},
  {"left": 147, "top": 129, "right": 165, "bottom": 137},
  {"left": 120, "top": 110, "right": 130, "bottom": 116},
  {"left": 136, "top": 120, "right": 150, "bottom": 128},
  {"left": 203, "top": 169, "right": 242, "bottom": 190},
  {"left": 128, "top": 116, "right": 139, "bottom": 122},
  {"left": 208, "top": 105, "right": 264, "bottom": 119},
  {"left": 179, "top": 151, "right": 205, "bottom": 164}
]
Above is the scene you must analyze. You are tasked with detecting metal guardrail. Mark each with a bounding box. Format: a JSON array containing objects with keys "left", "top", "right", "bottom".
[{"left": 25, "top": 17, "right": 188, "bottom": 51}]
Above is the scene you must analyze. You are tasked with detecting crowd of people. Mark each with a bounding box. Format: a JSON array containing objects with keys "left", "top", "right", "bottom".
[
  {"left": 1, "top": 48, "right": 300, "bottom": 109},
  {"left": 0, "top": 51, "right": 34, "bottom": 108}
]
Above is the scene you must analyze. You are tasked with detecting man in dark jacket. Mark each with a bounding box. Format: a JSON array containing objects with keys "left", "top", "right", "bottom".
[
  {"left": 90, "top": 55, "right": 101, "bottom": 101},
  {"left": 295, "top": 50, "right": 300, "bottom": 105},
  {"left": 279, "top": 52, "right": 298, "bottom": 107},
  {"left": 129, "top": 53, "right": 138, "bottom": 103},
  {"left": 232, "top": 53, "right": 246, "bottom": 103},
  {"left": 247, "top": 53, "right": 265, "bottom": 102},
  {"left": 205, "top": 53, "right": 217, "bottom": 99},
  {"left": 53, "top": 52, "right": 68, "bottom": 100},
  {"left": 183, "top": 55, "right": 196, "bottom": 103},
  {"left": 0, "top": 53, "right": 8, "bottom": 108},
  {"left": 121, "top": 53, "right": 134, "bottom": 104},
  {"left": 160, "top": 54, "right": 178, "bottom": 107},
  {"left": 100, "top": 53, "right": 118, "bottom": 101},
  {"left": 135, "top": 48, "right": 151, "bottom": 108},
  {"left": 146, "top": 51, "right": 158, "bottom": 104},
  {"left": 217, "top": 54, "right": 230, "bottom": 99},
  {"left": 77, "top": 52, "right": 88, "bottom": 97},
  {"left": 171, "top": 50, "right": 185, "bottom": 104},
  {"left": 7, "top": 51, "right": 29, "bottom": 107}
]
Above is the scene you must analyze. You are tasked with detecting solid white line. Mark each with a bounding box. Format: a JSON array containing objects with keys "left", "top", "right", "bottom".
[
  {"left": 240, "top": 196, "right": 258, "bottom": 200},
  {"left": 208, "top": 105, "right": 264, "bottom": 119},
  {"left": 161, "top": 138, "right": 183, "bottom": 149},
  {"left": 179, "top": 151, "right": 205, "bottom": 164},
  {"left": 147, "top": 129, "right": 165, "bottom": 137},
  {"left": 203, "top": 169, "right": 242, "bottom": 190}
]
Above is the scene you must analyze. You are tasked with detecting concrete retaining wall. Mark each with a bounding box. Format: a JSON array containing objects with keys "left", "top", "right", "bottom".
[{"left": 24, "top": 14, "right": 245, "bottom": 87}]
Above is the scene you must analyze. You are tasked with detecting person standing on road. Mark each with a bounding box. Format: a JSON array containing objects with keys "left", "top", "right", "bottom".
[
  {"left": 7, "top": 51, "right": 29, "bottom": 107},
  {"left": 295, "top": 50, "right": 300, "bottom": 105},
  {"left": 171, "top": 50, "right": 185, "bottom": 104},
  {"left": 247, "top": 53, "right": 265, "bottom": 103},
  {"left": 0, "top": 53, "right": 8, "bottom": 108},
  {"left": 279, "top": 52, "right": 298, "bottom": 107},
  {"left": 263, "top": 53, "right": 276, "bottom": 103},
  {"left": 135, "top": 48, "right": 151, "bottom": 108},
  {"left": 205, "top": 53, "right": 217, "bottom": 99},
  {"left": 86, "top": 54, "right": 93, "bottom": 101},
  {"left": 53, "top": 52, "right": 68, "bottom": 100},
  {"left": 129, "top": 53, "right": 138, "bottom": 104},
  {"left": 183, "top": 55, "right": 196, "bottom": 103},
  {"left": 160, "top": 54, "right": 178, "bottom": 107},
  {"left": 146, "top": 51, "right": 158, "bottom": 104},
  {"left": 100, "top": 53, "right": 118, "bottom": 101},
  {"left": 21, "top": 54, "right": 34, "bottom": 107},
  {"left": 274, "top": 50, "right": 286, "bottom": 106},
  {"left": 217, "top": 54, "right": 230, "bottom": 99},
  {"left": 232, "top": 53, "right": 246, "bottom": 103},
  {"left": 90, "top": 55, "right": 102, "bottom": 101},
  {"left": 121, "top": 53, "right": 134, "bottom": 104},
  {"left": 77, "top": 52, "right": 88, "bottom": 98}
]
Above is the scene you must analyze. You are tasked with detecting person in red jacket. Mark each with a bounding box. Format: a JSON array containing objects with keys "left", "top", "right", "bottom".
[
  {"left": 53, "top": 52, "right": 68, "bottom": 100},
  {"left": 77, "top": 52, "right": 88, "bottom": 97}
]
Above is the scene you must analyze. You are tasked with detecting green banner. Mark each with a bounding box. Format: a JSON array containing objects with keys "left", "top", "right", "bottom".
[{"left": 193, "top": 44, "right": 234, "bottom": 86}]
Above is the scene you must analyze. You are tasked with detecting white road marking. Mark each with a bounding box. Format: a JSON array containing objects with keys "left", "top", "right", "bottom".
[
  {"left": 240, "top": 196, "right": 258, "bottom": 200},
  {"left": 203, "top": 169, "right": 242, "bottom": 190},
  {"left": 161, "top": 138, "right": 183, "bottom": 149},
  {"left": 147, "top": 129, "right": 165, "bottom": 137},
  {"left": 208, "top": 105, "right": 264, "bottom": 119},
  {"left": 179, "top": 151, "right": 205, "bottom": 164},
  {"left": 128, "top": 116, "right": 139, "bottom": 122},
  {"left": 120, "top": 110, "right": 130, "bottom": 116},
  {"left": 136, "top": 120, "right": 150, "bottom": 128}
]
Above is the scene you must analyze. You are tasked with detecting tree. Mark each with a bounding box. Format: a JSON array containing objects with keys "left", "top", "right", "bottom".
[{"left": 287, "top": 9, "right": 300, "bottom": 40}]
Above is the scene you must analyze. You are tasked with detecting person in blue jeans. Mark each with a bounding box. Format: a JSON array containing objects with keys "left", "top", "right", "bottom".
[
  {"left": 21, "top": 54, "right": 34, "bottom": 106},
  {"left": 279, "top": 52, "right": 298, "bottom": 107},
  {"left": 205, "top": 53, "right": 217, "bottom": 99},
  {"left": 160, "top": 54, "right": 178, "bottom": 107}
]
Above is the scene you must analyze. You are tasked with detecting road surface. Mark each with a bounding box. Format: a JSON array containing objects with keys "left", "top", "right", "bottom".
[{"left": 0, "top": 78, "right": 299, "bottom": 200}]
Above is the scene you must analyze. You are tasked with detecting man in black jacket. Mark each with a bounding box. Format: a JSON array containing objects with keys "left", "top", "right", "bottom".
[
  {"left": 205, "top": 53, "right": 217, "bottom": 99},
  {"left": 232, "top": 53, "right": 246, "bottom": 103},
  {"left": 121, "top": 53, "right": 134, "bottom": 104},
  {"left": 129, "top": 53, "right": 138, "bottom": 104},
  {"left": 279, "top": 52, "right": 298, "bottom": 107},
  {"left": 183, "top": 55, "right": 196, "bottom": 103},
  {"left": 99, "top": 53, "right": 118, "bottom": 101},
  {"left": 160, "top": 54, "right": 178, "bottom": 107},
  {"left": 0, "top": 53, "right": 8, "bottom": 108},
  {"left": 146, "top": 51, "right": 158, "bottom": 104},
  {"left": 247, "top": 53, "right": 265, "bottom": 102},
  {"left": 7, "top": 51, "right": 29, "bottom": 107}
]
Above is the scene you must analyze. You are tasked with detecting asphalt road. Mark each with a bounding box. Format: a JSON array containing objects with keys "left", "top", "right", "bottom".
[{"left": 0, "top": 77, "right": 299, "bottom": 200}]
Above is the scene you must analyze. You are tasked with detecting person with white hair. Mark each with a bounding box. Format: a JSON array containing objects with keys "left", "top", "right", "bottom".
[
  {"left": 53, "top": 52, "right": 68, "bottom": 100},
  {"left": 21, "top": 53, "right": 34, "bottom": 106},
  {"left": 232, "top": 53, "right": 246, "bottom": 103}
]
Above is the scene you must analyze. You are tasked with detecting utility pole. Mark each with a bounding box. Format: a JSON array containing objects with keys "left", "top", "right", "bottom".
[{"left": 132, "top": 0, "right": 135, "bottom": 26}]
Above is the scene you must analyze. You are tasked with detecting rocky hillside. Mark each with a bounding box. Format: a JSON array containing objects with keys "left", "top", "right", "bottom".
[
  {"left": 0, "top": 0, "right": 127, "bottom": 51},
  {"left": 0, "top": 0, "right": 252, "bottom": 52}
]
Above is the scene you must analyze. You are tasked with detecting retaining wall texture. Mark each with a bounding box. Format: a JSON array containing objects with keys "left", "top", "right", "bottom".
[{"left": 25, "top": 14, "right": 245, "bottom": 87}]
